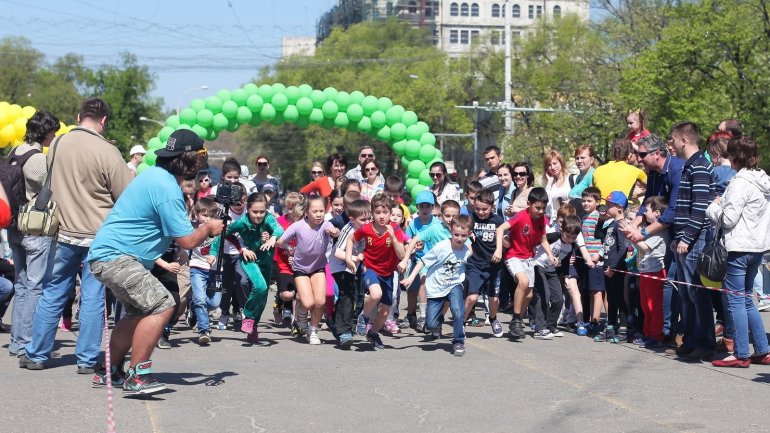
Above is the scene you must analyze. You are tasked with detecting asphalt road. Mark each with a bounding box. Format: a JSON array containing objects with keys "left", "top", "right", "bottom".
[{"left": 2, "top": 293, "right": 770, "bottom": 433}]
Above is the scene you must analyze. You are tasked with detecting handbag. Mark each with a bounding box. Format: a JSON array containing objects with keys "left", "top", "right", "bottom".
[
  {"left": 697, "top": 217, "right": 728, "bottom": 282},
  {"left": 17, "top": 137, "right": 61, "bottom": 237}
]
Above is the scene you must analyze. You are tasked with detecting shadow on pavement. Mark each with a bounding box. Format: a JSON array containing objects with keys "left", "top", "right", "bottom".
[{"left": 154, "top": 371, "right": 238, "bottom": 387}]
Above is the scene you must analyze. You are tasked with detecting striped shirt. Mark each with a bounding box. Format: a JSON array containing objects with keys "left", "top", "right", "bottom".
[
  {"left": 582, "top": 210, "right": 603, "bottom": 255},
  {"left": 674, "top": 151, "right": 714, "bottom": 245}
]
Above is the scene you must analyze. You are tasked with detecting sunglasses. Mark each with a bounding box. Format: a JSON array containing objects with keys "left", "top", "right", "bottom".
[
  {"left": 199, "top": 178, "right": 210, "bottom": 183},
  {"left": 257, "top": 161, "right": 268, "bottom": 167},
  {"left": 513, "top": 171, "right": 528, "bottom": 177},
  {"left": 311, "top": 170, "right": 324, "bottom": 175},
  {"left": 364, "top": 167, "right": 378, "bottom": 172},
  {"left": 360, "top": 153, "right": 374, "bottom": 158},
  {"left": 429, "top": 172, "right": 444, "bottom": 178},
  {"left": 196, "top": 148, "right": 208, "bottom": 156},
  {"left": 636, "top": 150, "right": 654, "bottom": 159}
]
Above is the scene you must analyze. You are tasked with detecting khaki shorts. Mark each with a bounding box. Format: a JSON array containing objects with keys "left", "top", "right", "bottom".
[
  {"left": 505, "top": 257, "right": 535, "bottom": 288},
  {"left": 91, "top": 255, "right": 176, "bottom": 318}
]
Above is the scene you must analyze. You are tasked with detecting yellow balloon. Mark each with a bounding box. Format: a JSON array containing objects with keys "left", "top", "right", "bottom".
[
  {"left": 8, "top": 104, "right": 22, "bottom": 119},
  {"left": 42, "top": 146, "right": 49, "bottom": 154},
  {"left": 701, "top": 275, "right": 722, "bottom": 288},
  {"left": 0, "top": 110, "right": 8, "bottom": 127},
  {"left": 14, "top": 117, "right": 26, "bottom": 136},
  {"left": 0, "top": 124, "right": 16, "bottom": 144},
  {"left": 0, "top": 102, "right": 9, "bottom": 111},
  {"left": 22, "top": 105, "right": 35, "bottom": 118}
]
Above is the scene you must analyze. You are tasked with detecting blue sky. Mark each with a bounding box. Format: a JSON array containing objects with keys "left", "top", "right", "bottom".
[{"left": 1, "top": 0, "right": 337, "bottom": 110}]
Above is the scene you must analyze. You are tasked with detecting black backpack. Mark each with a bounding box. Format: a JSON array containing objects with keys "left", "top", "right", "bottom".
[{"left": 0, "top": 146, "right": 42, "bottom": 226}]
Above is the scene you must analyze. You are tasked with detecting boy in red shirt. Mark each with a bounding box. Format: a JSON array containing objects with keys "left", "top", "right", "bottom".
[
  {"left": 492, "top": 187, "right": 558, "bottom": 340},
  {"left": 346, "top": 194, "right": 408, "bottom": 350}
]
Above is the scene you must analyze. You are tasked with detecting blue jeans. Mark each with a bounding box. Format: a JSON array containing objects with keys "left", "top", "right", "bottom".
[
  {"left": 425, "top": 285, "right": 465, "bottom": 344},
  {"left": 189, "top": 267, "right": 221, "bottom": 333},
  {"left": 722, "top": 252, "right": 770, "bottom": 359},
  {"left": 7, "top": 229, "right": 53, "bottom": 355},
  {"left": 25, "top": 241, "right": 105, "bottom": 367},
  {"left": 675, "top": 233, "right": 715, "bottom": 352},
  {"left": 662, "top": 259, "right": 681, "bottom": 336}
]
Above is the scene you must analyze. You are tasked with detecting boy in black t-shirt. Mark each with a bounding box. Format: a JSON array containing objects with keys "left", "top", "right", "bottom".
[{"left": 464, "top": 190, "right": 506, "bottom": 337}]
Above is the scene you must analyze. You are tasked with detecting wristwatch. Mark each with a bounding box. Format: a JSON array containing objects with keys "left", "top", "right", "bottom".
[{"left": 640, "top": 227, "right": 649, "bottom": 239}]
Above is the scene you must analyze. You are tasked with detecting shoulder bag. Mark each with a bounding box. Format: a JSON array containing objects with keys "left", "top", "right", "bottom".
[
  {"left": 17, "top": 137, "right": 61, "bottom": 236},
  {"left": 697, "top": 216, "right": 728, "bottom": 282}
]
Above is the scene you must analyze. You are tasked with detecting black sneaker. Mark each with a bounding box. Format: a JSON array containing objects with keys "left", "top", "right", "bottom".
[
  {"left": 453, "top": 343, "right": 466, "bottom": 356},
  {"left": 92, "top": 364, "right": 126, "bottom": 388},
  {"left": 198, "top": 331, "right": 211, "bottom": 346},
  {"left": 508, "top": 319, "right": 525, "bottom": 339},
  {"left": 366, "top": 332, "right": 385, "bottom": 350},
  {"left": 122, "top": 361, "right": 166, "bottom": 397},
  {"left": 77, "top": 365, "right": 96, "bottom": 374},
  {"left": 157, "top": 334, "right": 171, "bottom": 349},
  {"left": 18, "top": 355, "right": 44, "bottom": 370}
]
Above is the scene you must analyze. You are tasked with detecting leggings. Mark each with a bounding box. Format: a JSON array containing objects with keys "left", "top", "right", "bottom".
[{"left": 238, "top": 259, "right": 272, "bottom": 322}]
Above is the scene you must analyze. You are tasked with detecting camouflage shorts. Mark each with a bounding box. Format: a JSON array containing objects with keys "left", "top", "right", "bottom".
[{"left": 91, "top": 255, "right": 176, "bottom": 318}]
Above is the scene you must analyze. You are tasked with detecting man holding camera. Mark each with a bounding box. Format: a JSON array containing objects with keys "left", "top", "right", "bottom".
[{"left": 88, "top": 129, "right": 224, "bottom": 396}]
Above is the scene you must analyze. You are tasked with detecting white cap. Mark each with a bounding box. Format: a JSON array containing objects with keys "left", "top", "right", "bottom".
[{"left": 130, "top": 145, "right": 147, "bottom": 156}]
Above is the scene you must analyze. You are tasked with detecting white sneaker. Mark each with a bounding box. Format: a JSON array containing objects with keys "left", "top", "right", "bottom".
[
  {"left": 307, "top": 327, "right": 321, "bottom": 345},
  {"left": 217, "top": 315, "right": 229, "bottom": 331},
  {"left": 210, "top": 307, "right": 222, "bottom": 322},
  {"left": 533, "top": 329, "right": 554, "bottom": 340},
  {"left": 758, "top": 300, "right": 770, "bottom": 312}
]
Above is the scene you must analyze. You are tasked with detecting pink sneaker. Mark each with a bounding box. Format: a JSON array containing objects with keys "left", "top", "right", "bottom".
[
  {"left": 247, "top": 330, "right": 259, "bottom": 343},
  {"left": 384, "top": 320, "right": 400, "bottom": 334},
  {"left": 59, "top": 317, "right": 72, "bottom": 332},
  {"left": 240, "top": 318, "right": 255, "bottom": 334}
]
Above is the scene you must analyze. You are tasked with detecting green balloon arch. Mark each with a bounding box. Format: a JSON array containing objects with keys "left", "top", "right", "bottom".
[{"left": 139, "top": 83, "right": 442, "bottom": 199}]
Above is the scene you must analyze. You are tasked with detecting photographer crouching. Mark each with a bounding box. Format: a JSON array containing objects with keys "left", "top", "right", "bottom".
[{"left": 87, "top": 129, "right": 223, "bottom": 396}]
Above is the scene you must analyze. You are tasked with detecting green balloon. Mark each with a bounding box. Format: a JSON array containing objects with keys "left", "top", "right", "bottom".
[
  {"left": 257, "top": 84, "right": 274, "bottom": 101},
  {"left": 377, "top": 97, "right": 393, "bottom": 112},
  {"left": 204, "top": 96, "right": 223, "bottom": 114},
  {"left": 335, "top": 91, "right": 351, "bottom": 111},
  {"left": 271, "top": 83, "right": 286, "bottom": 94},
  {"left": 405, "top": 178, "right": 419, "bottom": 192},
  {"left": 260, "top": 104, "right": 276, "bottom": 122},
  {"left": 206, "top": 129, "right": 219, "bottom": 141},
  {"left": 405, "top": 139, "right": 422, "bottom": 159},
  {"left": 376, "top": 125, "right": 391, "bottom": 142},
  {"left": 165, "top": 115, "right": 180, "bottom": 128},
  {"left": 419, "top": 169, "right": 433, "bottom": 186},
  {"left": 346, "top": 104, "right": 364, "bottom": 122},
  {"left": 420, "top": 132, "right": 437, "bottom": 146},
  {"left": 323, "top": 87, "right": 337, "bottom": 100},
  {"left": 283, "top": 105, "right": 299, "bottom": 122},
  {"left": 225, "top": 119, "right": 239, "bottom": 132},
  {"left": 221, "top": 100, "right": 238, "bottom": 119},
  {"left": 271, "top": 93, "right": 289, "bottom": 112},
  {"left": 392, "top": 139, "right": 407, "bottom": 156},
  {"left": 357, "top": 117, "right": 372, "bottom": 133},
  {"left": 216, "top": 89, "right": 231, "bottom": 101},
  {"left": 370, "top": 111, "right": 387, "bottom": 129},
  {"left": 321, "top": 117, "right": 335, "bottom": 129},
  {"left": 416, "top": 121, "right": 430, "bottom": 135},
  {"left": 346, "top": 122, "right": 358, "bottom": 132},
  {"left": 334, "top": 112, "right": 349, "bottom": 128},
  {"left": 295, "top": 116, "right": 310, "bottom": 129},
  {"left": 411, "top": 183, "right": 427, "bottom": 199},
  {"left": 296, "top": 97, "right": 313, "bottom": 115},
  {"left": 402, "top": 111, "right": 418, "bottom": 126},
  {"left": 136, "top": 162, "right": 150, "bottom": 173},
  {"left": 158, "top": 126, "right": 174, "bottom": 142},
  {"left": 249, "top": 114, "right": 262, "bottom": 127},
  {"left": 212, "top": 113, "right": 228, "bottom": 132},
  {"left": 406, "top": 124, "right": 422, "bottom": 140},
  {"left": 390, "top": 123, "right": 407, "bottom": 141},
  {"left": 231, "top": 89, "right": 248, "bottom": 106},
  {"left": 298, "top": 84, "right": 313, "bottom": 97},
  {"left": 147, "top": 136, "right": 162, "bottom": 150},
  {"left": 285, "top": 86, "right": 301, "bottom": 104},
  {"left": 196, "top": 109, "right": 214, "bottom": 127},
  {"left": 419, "top": 144, "right": 437, "bottom": 163},
  {"left": 271, "top": 113, "right": 285, "bottom": 126},
  {"left": 321, "top": 101, "right": 338, "bottom": 119},
  {"left": 243, "top": 83, "right": 259, "bottom": 95},
  {"left": 349, "top": 91, "right": 365, "bottom": 105},
  {"left": 192, "top": 124, "right": 208, "bottom": 139},
  {"left": 400, "top": 156, "right": 410, "bottom": 167},
  {"left": 189, "top": 98, "right": 205, "bottom": 112},
  {"left": 310, "top": 90, "right": 326, "bottom": 108},
  {"left": 386, "top": 105, "right": 405, "bottom": 126},
  {"left": 179, "top": 108, "right": 197, "bottom": 126},
  {"left": 361, "top": 96, "right": 379, "bottom": 115},
  {"left": 246, "top": 94, "right": 264, "bottom": 112},
  {"left": 236, "top": 106, "right": 253, "bottom": 124},
  {"left": 309, "top": 108, "right": 324, "bottom": 124},
  {"left": 435, "top": 149, "right": 443, "bottom": 161}
]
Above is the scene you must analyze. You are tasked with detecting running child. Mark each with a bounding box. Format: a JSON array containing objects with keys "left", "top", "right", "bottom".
[
  {"left": 214, "top": 181, "right": 247, "bottom": 330},
  {"left": 187, "top": 197, "right": 223, "bottom": 345},
  {"left": 384, "top": 202, "right": 408, "bottom": 334},
  {"left": 272, "top": 192, "right": 305, "bottom": 328}
]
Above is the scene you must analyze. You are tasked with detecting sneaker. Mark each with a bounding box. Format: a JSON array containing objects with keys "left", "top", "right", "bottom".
[
  {"left": 272, "top": 305, "right": 282, "bottom": 324},
  {"left": 606, "top": 326, "right": 620, "bottom": 343},
  {"left": 366, "top": 331, "right": 385, "bottom": 350},
  {"left": 338, "top": 333, "right": 354, "bottom": 350},
  {"left": 576, "top": 322, "right": 588, "bottom": 336},
  {"left": 307, "top": 327, "right": 321, "bottom": 345},
  {"left": 616, "top": 326, "right": 627, "bottom": 343},
  {"left": 246, "top": 330, "right": 259, "bottom": 344},
  {"left": 416, "top": 316, "right": 427, "bottom": 333},
  {"left": 453, "top": 343, "right": 466, "bottom": 356},
  {"left": 234, "top": 310, "right": 243, "bottom": 323},
  {"left": 19, "top": 355, "right": 44, "bottom": 370},
  {"left": 59, "top": 317, "right": 72, "bottom": 332},
  {"left": 508, "top": 318, "right": 525, "bottom": 339},
  {"left": 122, "top": 361, "right": 166, "bottom": 397},
  {"left": 77, "top": 365, "right": 96, "bottom": 374},
  {"left": 491, "top": 319, "right": 504, "bottom": 338},
  {"left": 210, "top": 307, "right": 222, "bottom": 322},
  {"left": 428, "top": 328, "right": 441, "bottom": 341},
  {"left": 92, "top": 364, "right": 126, "bottom": 388},
  {"left": 758, "top": 300, "right": 770, "bottom": 312},
  {"left": 533, "top": 330, "right": 554, "bottom": 340},
  {"left": 383, "top": 320, "right": 400, "bottom": 334},
  {"left": 640, "top": 338, "right": 661, "bottom": 348},
  {"left": 240, "top": 318, "right": 255, "bottom": 334},
  {"left": 282, "top": 309, "right": 293, "bottom": 326},
  {"left": 217, "top": 314, "right": 229, "bottom": 331},
  {"left": 355, "top": 314, "right": 368, "bottom": 336},
  {"left": 186, "top": 311, "right": 197, "bottom": 330},
  {"left": 549, "top": 328, "right": 564, "bottom": 338},
  {"left": 157, "top": 334, "right": 171, "bottom": 349},
  {"left": 465, "top": 316, "right": 484, "bottom": 327},
  {"left": 198, "top": 331, "right": 211, "bottom": 346},
  {"left": 633, "top": 336, "right": 646, "bottom": 345},
  {"left": 397, "top": 315, "right": 414, "bottom": 329},
  {"left": 291, "top": 321, "right": 302, "bottom": 338}
]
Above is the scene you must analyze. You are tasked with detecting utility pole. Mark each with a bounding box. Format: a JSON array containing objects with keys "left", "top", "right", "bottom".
[{"left": 504, "top": 0, "right": 513, "bottom": 133}]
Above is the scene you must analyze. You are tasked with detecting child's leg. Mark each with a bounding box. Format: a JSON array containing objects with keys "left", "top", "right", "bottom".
[
  {"left": 590, "top": 291, "right": 603, "bottom": 323},
  {"left": 308, "top": 271, "right": 327, "bottom": 328},
  {"left": 532, "top": 267, "right": 548, "bottom": 330},
  {"left": 464, "top": 268, "right": 482, "bottom": 321},
  {"left": 564, "top": 277, "right": 583, "bottom": 323},
  {"left": 189, "top": 268, "right": 212, "bottom": 333},
  {"left": 239, "top": 261, "right": 268, "bottom": 323},
  {"left": 370, "top": 274, "right": 395, "bottom": 334},
  {"left": 447, "top": 285, "right": 466, "bottom": 344},
  {"left": 363, "top": 283, "right": 382, "bottom": 322},
  {"left": 424, "top": 296, "right": 444, "bottom": 333},
  {"left": 333, "top": 271, "right": 356, "bottom": 337},
  {"left": 544, "top": 270, "right": 564, "bottom": 331},
  {"left": 513, "top": 271, "right": 532, "bottom": 317},
  {"left": 294, "top": 275, "right": 313, "bottom": 321},
  {"left": 464, "top": 293, "right": 479, "bottom": 321}
]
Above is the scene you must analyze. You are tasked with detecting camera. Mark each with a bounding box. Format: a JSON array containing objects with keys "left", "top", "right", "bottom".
[{"left": 215, "top": 181, "right": 246, "bottom": 206}]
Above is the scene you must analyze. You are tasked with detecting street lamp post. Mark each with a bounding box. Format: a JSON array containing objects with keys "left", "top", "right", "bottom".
[
  {"left": 139, "top": 116, "right": 165, "bottom": 127},
  {"left": 176, "top": 85, "right": 209, "bottom": 116}
]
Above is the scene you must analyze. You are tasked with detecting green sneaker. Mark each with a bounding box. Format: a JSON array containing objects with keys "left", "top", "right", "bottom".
[
  {"left": 92, "top": 364, "right": 126, "bottom": 388},
  {"left": 122, "top": 361, "right": 166, "bottom": 397}
]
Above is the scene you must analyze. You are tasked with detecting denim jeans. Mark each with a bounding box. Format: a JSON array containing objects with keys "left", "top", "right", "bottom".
[
  {"left": 722, "top": 252, "right": 770, "bottom": 359},
  {"left": 25, "top": 241, "right": 105, "bottom": 367},
  {"left": 675, "top": 233, "right": 715, "bottom": 352},
  {"left": 7, "top": 228, "right": 52, "bottom": 355},
  {"left": 0, "top": 275, "right": 13, "bottom": 308},
  {"left": 425, "top": 285, "right": 465, "bottom": 344},
  {"left": 189, "top": 267, "right": 221, "bottom": 333},
  {"left": 662, "top": 255, "right": 681, "bottom": 336}
]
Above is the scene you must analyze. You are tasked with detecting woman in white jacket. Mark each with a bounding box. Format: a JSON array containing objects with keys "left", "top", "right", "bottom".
[{"left": 706, "top": 136, "right": 770, "bottom": 368}]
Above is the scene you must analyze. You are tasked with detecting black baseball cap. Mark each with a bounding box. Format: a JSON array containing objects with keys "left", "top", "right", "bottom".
[{"left": 155, "top": 129, "right": 204, "bottom": 158}]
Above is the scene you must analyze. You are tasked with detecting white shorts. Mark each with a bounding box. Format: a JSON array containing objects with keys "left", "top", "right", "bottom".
[{"left": 505, "top": 257, "right": 535, "bottom": 288}]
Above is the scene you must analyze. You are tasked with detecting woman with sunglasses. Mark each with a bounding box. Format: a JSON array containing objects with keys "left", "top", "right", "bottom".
[
  {"left": 496, "top": 163, "right": 533, "bottom": 218},
  {"left": 360, "top": 159, "right": 385, "bottom": 201},
  {"left": 300, "top": 153, "right": 348, "bottom": 199},
  {"left": 196, "top": 172, "right": 213, "bottom": 200},
  {"left": 252, "top": 155, "right": 281, "bottom": 198},
  {"left": 309, "top": 161, "right": 325, "bottom": 181},
  {"left": 428, "top": 162, "right": 460, "bottom": 205}
]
